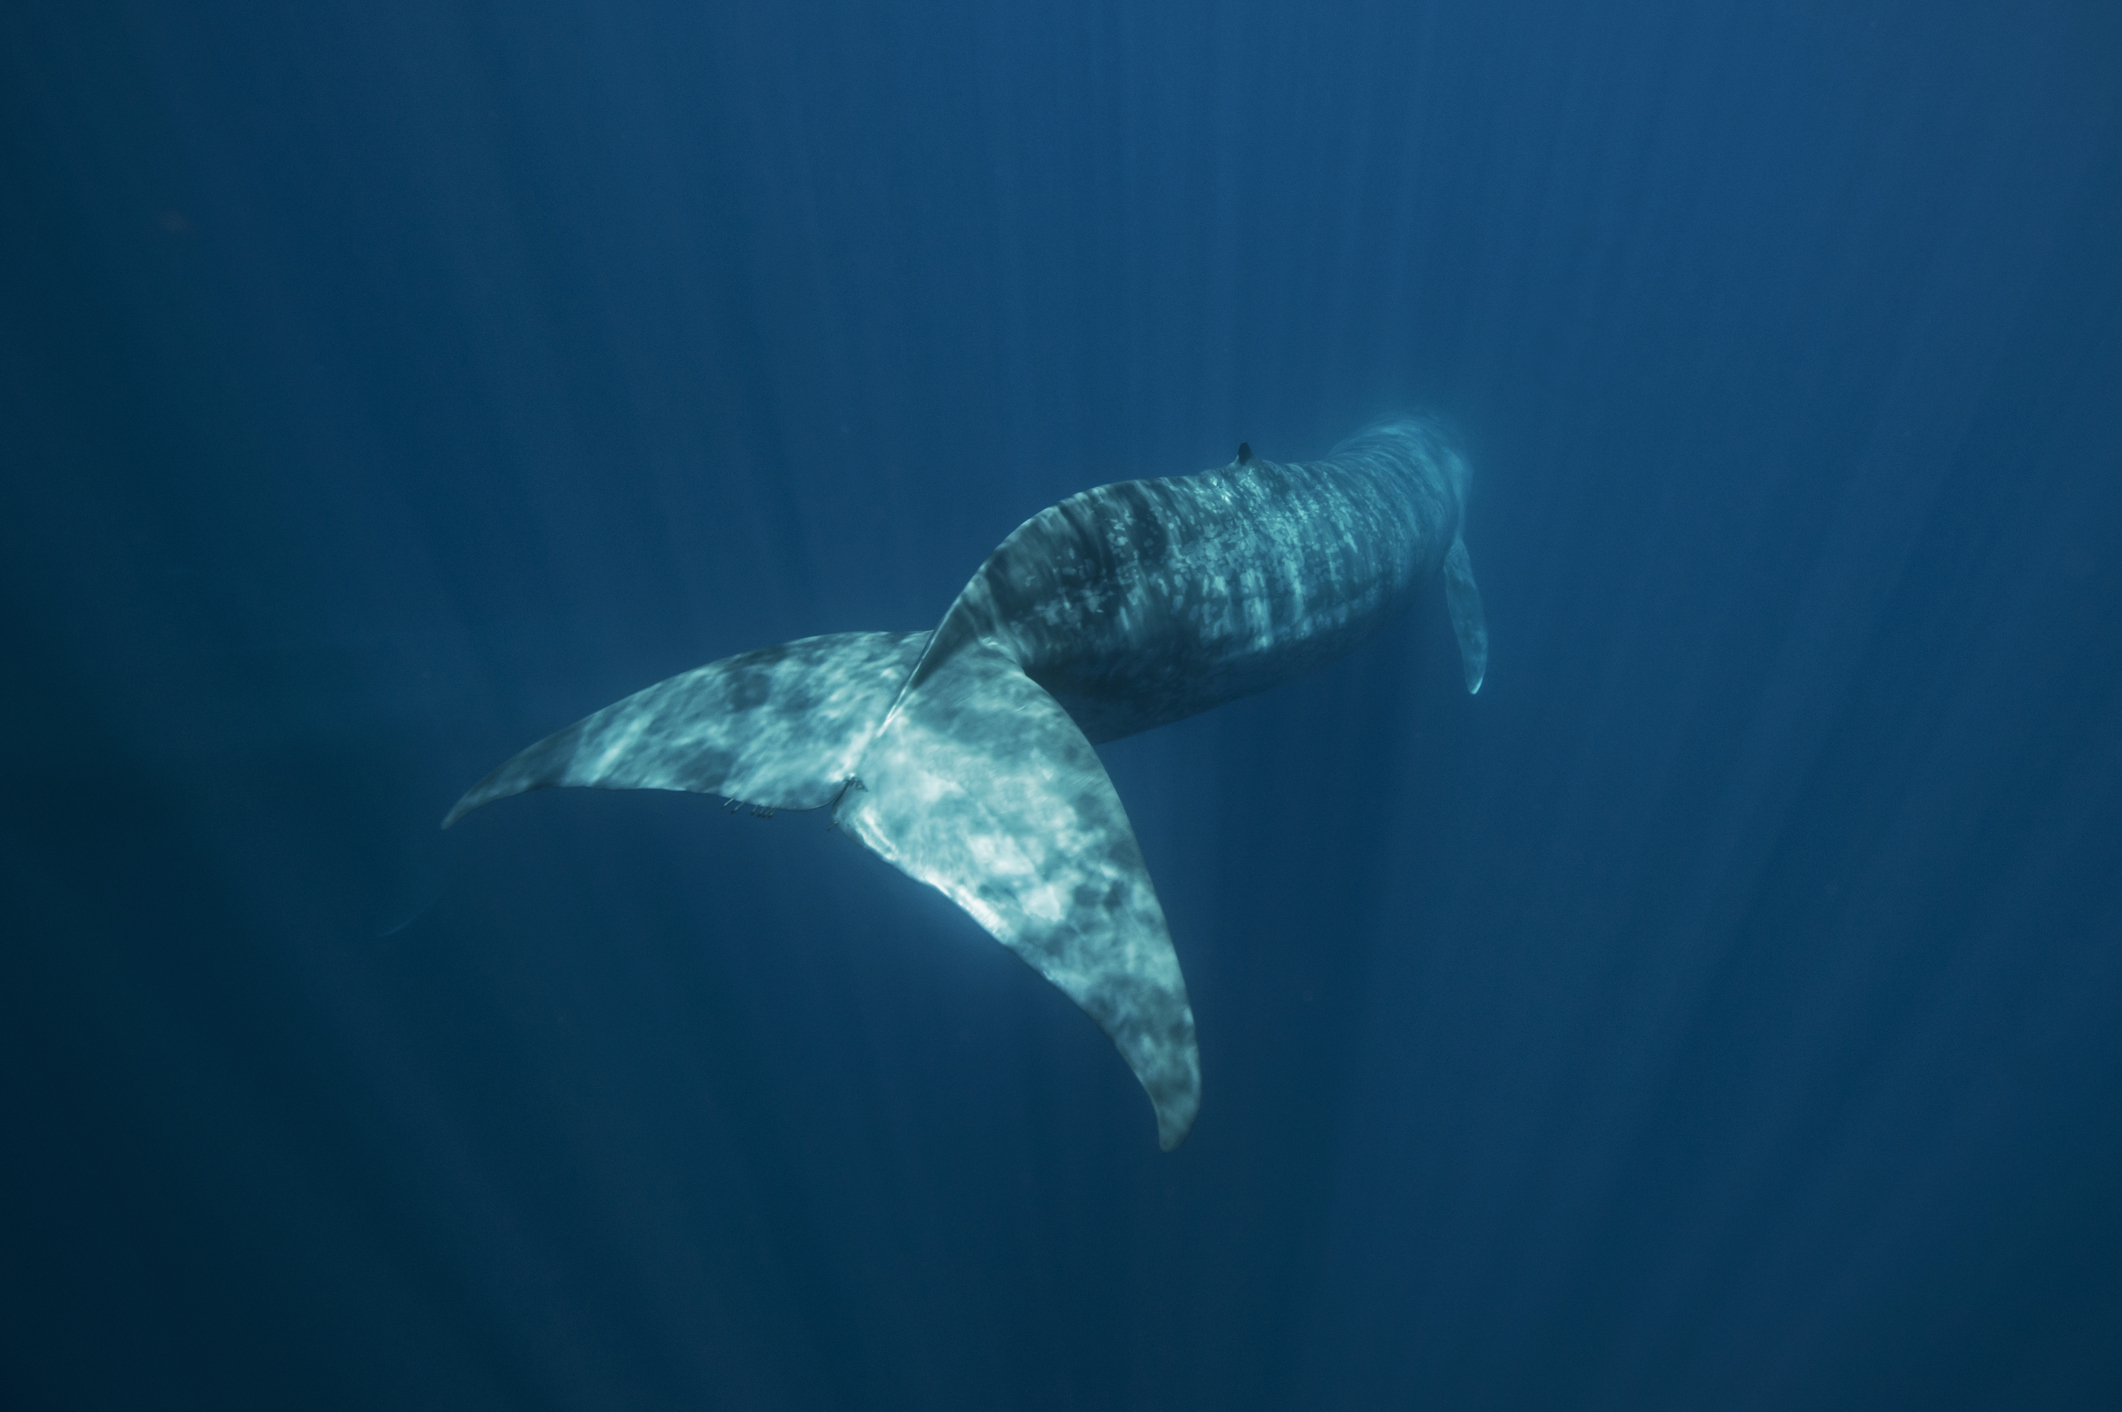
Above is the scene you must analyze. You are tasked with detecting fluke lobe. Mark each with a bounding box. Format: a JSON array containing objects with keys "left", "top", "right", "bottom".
[{"left": 444, "top": 418, "right": 1488, "bottom": 1149}]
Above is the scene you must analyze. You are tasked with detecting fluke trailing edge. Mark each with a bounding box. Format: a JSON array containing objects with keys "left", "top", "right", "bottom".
[{"left": 444, "top": 419, "right": 1488, "bottom": 1149}]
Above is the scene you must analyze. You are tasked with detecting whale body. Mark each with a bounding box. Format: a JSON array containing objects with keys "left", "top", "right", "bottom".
[{"left": 444, "top": 418, "right": 1487, "bottom": 1149}]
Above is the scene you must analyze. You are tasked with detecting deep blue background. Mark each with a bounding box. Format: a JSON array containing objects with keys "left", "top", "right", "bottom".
[{"left": 5, "top": 1, "right": 2120, "bottom": 1407}]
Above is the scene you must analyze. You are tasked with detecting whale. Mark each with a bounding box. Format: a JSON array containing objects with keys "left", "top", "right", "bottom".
[{"left": 443, "top": 418, "right": 1487, "bottom": 1149}]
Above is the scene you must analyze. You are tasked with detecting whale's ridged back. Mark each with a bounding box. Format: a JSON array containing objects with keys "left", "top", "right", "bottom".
[{"left": 912, "top": 425, "right": 1463, "bottom": 742}]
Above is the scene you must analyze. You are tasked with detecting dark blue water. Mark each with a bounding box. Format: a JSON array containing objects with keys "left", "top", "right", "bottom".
[{"left": 6, "top": 2, "right": 2120, "bottom": 1407}]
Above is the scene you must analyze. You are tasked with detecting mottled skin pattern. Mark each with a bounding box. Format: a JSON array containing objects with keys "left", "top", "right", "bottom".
[
  {"left": 834, "top": 641, "right": 1198, "bottom": 1147},
  {"left": 446, "top": 419, "right": 1485, "bottom": 1150},
  {"left": 902, "top": 418, "right": 1480, "bottom": 743},
  {"left": 444, "top": 631, "right": 931, "bottom": 822}
]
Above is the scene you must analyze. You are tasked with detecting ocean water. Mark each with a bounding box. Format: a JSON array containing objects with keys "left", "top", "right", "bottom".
[{"left": 4, "top": 1, "right": 2119, "bottom": 1407}]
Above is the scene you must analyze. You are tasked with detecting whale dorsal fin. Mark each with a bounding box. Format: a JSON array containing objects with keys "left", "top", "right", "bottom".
[
  {"left": 1443, "top": 535, "right": 1488, "bottom": 695},
  {"left": 835, "top": 640, "right": 1202, "bottom": 1149},
  {"left": 442, "top": 631, "right": 930, "bottom": 825}
]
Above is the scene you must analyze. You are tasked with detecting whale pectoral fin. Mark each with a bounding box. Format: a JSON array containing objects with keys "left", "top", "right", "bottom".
[
  {"left": 443, "top": 630, "right": 931, "bottom": 826},
  {"left": 835, "top": 643, "right": 1202, "bottom": 1150},
  {"left": 1443, "top": 535, "right": 1488, "bottom": 695}
]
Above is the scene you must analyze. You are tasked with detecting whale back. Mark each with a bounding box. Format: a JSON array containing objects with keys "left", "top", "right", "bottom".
[{"left": 908, "top": 424, "right": 1465, "bottom": 743}]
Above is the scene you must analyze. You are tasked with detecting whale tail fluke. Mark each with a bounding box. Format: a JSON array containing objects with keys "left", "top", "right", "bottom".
[
  {"left": 441, "top": 630, "right": 931, "bottom": 827},
  {"left": 442, "top": 628, "right": 1202, "bottom": 1150},
  {"left": 835, "top": 640, "right": 1200, "bottom": 1148},
  {"left": 1443, "top": 535, "right": 1488, "bottom": 695}
]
